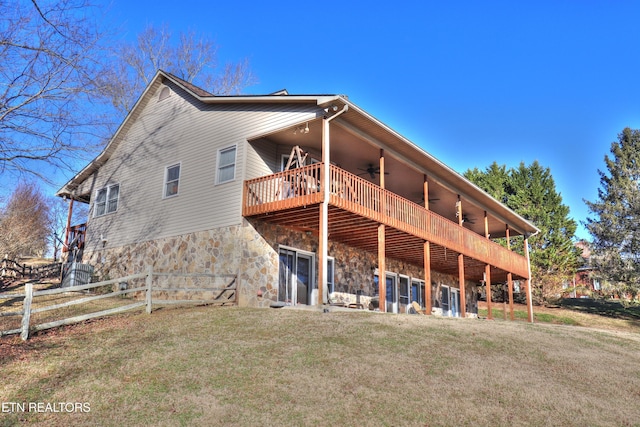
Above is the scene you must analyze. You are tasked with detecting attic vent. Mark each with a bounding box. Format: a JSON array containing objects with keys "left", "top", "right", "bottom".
[{"left": 158, "top": 86, "right": 171, "bottom": 101}]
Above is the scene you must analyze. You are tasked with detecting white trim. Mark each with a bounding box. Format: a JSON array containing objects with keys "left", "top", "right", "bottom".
[
  {"left": 158, "top": 85, "right": 171, "bottom": 102},
  {"left": 277, "top": 245, "right": 317, "bottom": 306},
  {"left": 216, "top": 144, "right": 237, "bottom": 185},
  {"left": 93, "top": 183, "right": 120, "bottom": 218},
  {"left": 398, "top": 274, "right": 410, "bottom": 312},
  {"left": 163, "top": 162, "right": 181, "bottom": 199}
]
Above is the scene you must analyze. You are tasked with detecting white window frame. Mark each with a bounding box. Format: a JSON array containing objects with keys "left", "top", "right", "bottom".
[
  {"left": 94, "top": 183, "right": 120, "bottom": 217},
  {"left": 411, "top": 278, "right": 425, "bottom": 308},
  {"left": 326, "top": 257, "right": 335, "bottom": 295},
  {"left": 158, "top": 86, "right": 171, "bottom": 102},
  {"left": 374, "top": 269, "right": 398, "bottom": 313},
  {"left": 163, "top": 162, "right": 181, "bottom": 198},
  {"left": 399, "top": 275, "right": 410, "bottom": 310},
  {"left": 278, "top": 245, "right": 316, "bottom": 306},
  {"left": 216, "top": 145, "right": 237, "bottom": 184}
]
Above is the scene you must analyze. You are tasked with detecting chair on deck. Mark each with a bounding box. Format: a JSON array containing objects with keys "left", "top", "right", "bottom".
[{"left": 410, "top": 301, "right": 425, "bottom": 315}]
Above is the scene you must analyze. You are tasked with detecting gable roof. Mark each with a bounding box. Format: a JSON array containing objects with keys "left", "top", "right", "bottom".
[{"left": 57, "top": 70, "right": 538, "bottom": 236}]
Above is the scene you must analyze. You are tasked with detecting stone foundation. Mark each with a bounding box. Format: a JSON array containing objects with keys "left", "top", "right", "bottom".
[{"left": 82, "top": 218, "right": 477, "bottom": 313}]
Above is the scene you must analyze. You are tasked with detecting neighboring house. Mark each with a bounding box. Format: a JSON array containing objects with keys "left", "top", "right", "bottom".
[
  {"left": 565, "top": 240, "right": 601, "bottom": 298},
  {"left": 57, "top": 70, "right": 539, "bottom": 319}
]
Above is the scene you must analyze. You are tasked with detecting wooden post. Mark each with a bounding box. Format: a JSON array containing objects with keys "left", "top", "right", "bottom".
[
  {"left": 503, "top": 283, "right": 507, "bottom": 320},
  {"left": 423, "top": 174, "right": 429, "bottom": 211},
  {"left": 63, "top": 198, "right": 74, "bottom": 253},
  {"left": 146, "top": 266, "right": 153, "bottom": 314},
  {"left": 424, "top": 241, "right": 431, "bottom": 314},
  {"left": 507, "top": 273, "right": 515, "bottom": 320},
  {"left": 458, "top": 253, "right": 466, "bottom": 318},
  {"left": 524, "top": 236, "right": 534, "bottom": 323},
  {"left": 484, "top": 210, "right": 489, "bottom": 238},
  {"left": 21, "top": 283, "right": 33, "bottom": 341},
  {"left": 378, "top": 149, "right": 386, "bottom": 312},
  {"left": 485, "top": 264, "right": 492, "bottom": 320},
  {"left": 456, "top": 196, "right": 466, "bottom": 317},
  {"left": 317, "top": 118, "right": 331, "bottom": 306},
  {"left": 378, "top": 224, "right": 386, "bottom": 311},
  {"left": 506, "top": 225, "right": 514, "bottom": 320}
]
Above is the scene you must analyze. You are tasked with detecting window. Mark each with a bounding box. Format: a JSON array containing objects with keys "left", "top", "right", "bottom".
[
  {"left": 217, "top": 146, "right": 236, "bottom": 184},
  {"left": 95, "top": 184, "right": 119, "bottom": 217},
  {"left": 327, "top": 257, "right": 335, "bottom": 294},
  {"left": 158, "top": 86, "right": 171, "bottom": 101},
  {"left": 164, "top": 163, "right": 180, "bottom": 198}
]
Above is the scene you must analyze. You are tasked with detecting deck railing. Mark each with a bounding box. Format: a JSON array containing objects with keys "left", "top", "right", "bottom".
[
  {"left": 63, "top": 223, "right": 87, "bottom": 252},
  {"left": 244, "top": 163, "right": 528, "bottom": 277}
]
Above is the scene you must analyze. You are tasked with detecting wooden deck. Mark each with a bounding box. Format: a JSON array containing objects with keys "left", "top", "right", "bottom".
[{"left": 243, "top": 163, "right": 529, "bottom": 281}]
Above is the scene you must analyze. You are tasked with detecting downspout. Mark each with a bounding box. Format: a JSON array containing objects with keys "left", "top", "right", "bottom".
[
  {"left": 319, "top": 104, "right": 349, "bottom": 305},
  {"left": 524, "top": 229, "right": 539, "bottom": 323},
  {"left": 322, "top": 104, "right": 349, "bottom": 206}
]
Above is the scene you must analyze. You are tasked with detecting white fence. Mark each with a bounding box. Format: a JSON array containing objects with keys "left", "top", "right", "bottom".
[{"left": 0, "top": 267, "right": 238, "bottom": 340}]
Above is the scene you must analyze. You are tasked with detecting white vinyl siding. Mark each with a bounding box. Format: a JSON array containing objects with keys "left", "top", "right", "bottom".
[
  {"left": 217, "top": 146, "right": 236, "bottom": 184},
  {"left": 82, "top": 80, "right": 320, "bottom": 250},
  {"left": 164, "top": 163, "right": 180, "bottom": 198}
]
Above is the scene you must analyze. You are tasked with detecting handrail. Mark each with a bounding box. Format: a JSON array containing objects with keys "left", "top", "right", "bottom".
[
  {"left": 243, "top": 163, "right": 528, "bottom": 277},
  {"left": 63, "top": 223, "right": 87, "bottom": 252}
]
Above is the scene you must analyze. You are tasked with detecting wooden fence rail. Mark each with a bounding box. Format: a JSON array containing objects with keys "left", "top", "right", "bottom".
[
  {"left": 0, "top": 267, "right": 239, "bottom": 340},
  {"left": 1, "top": 257, "right": 62, "bottom": 280}
]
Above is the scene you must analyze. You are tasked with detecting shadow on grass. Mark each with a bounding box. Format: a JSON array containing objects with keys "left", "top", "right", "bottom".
[{"left": 559, "top": 298, "right": 640, "bottom": 321}]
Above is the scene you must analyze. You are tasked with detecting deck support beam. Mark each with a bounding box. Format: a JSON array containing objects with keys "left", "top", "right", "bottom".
[
  {"left": 318, "top": 118, "right": 331, "bottom": 305},
  {"left": 485, "top": 264, "right": 493, "bottom": 319},
  {"left": 424, "top": 241, "right": 431, "bottom": 315},
  {"left": 423, "top": 175, "right": 431, "bottom": 314},
  {"left": 457, "top": 196, "right": 466, "bottom": 318},
  {"left": 378, "top": 149, "right": 387, "bottom": 312},
  {"left": 63, "top": 198, "right": 74, "bottom": 255},
  {"left": 458, "top": 254, "right": 466, "bottom": 318},
  {"left": 524, "top": 235, "right": 534, "bottom": 323},
  {"left": 506, "top": 225, "right": 514, "bottom": 320}
]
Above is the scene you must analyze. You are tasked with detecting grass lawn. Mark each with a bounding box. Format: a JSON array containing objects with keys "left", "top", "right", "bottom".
[{"left": 2, "top": 302, "right": 640, "bottom": 426}]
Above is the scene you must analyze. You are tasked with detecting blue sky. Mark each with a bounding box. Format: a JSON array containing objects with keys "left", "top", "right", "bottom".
[{"left": 21, "top": 1, "right": 640, "bottom": 240}]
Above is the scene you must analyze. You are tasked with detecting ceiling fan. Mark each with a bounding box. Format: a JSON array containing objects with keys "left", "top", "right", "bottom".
[
  {"left": 461, "top": 214, "right": 475, "bottom": 224},
  {"left": 357, "top": 164, "right": 389, "bottom": 179}
]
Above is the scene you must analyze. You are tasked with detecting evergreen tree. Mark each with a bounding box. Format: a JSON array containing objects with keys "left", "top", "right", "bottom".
[
  {"left": 585, "top": 128, "right": 640, "bottom": 300},
  {"left": 465, "top": 161, "right": 581, "bottom": 304}
]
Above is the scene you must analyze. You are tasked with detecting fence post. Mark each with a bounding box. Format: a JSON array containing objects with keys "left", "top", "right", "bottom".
[
  {"left": 21, "top": 283, "right": 33, "bottom": 341},
  {"left": 146, "top": 266, "right": 153, "bottom": 314}
]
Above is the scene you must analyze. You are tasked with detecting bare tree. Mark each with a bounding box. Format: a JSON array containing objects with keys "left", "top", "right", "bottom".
[
  {"left": 0, "top": 182, "right": 51, "bottom": 258},
  {"left": 99, "top": 24, "right": 256, "bottom": 116},
  {"left": 0, "top": 0, "right": 109, "bottom": 181}
]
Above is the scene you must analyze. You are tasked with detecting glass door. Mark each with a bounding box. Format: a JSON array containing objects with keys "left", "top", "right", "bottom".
[
  {"left": 278, "top": 247, "right": 314, "bottom": 305},
  {"left": 441, "top": 286, "right": 450, "bottom": 316},
  {"left": 451, "top": 288, "right": 460, "bottom": 317},
  {"left": 399, "top": 275, "right": 410, "bottom": 313},
  {"left": 386, "top": 274, "right": 397, "bottom": 313}
]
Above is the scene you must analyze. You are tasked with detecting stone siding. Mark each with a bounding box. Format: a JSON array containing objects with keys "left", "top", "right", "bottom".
[{"left": 82, "top": 218, "right": 477, "bottom": 314}]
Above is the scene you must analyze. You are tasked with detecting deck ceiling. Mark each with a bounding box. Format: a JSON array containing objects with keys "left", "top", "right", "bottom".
[
  {"left": 247, "top": 203, "right": 522, "bottom": 283},
  {"left": 252, "top": 116, "right": 533, "bottom": 240}
]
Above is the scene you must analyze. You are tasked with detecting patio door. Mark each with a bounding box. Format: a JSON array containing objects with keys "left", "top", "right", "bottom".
[
  {"left": 399, "top": 275, "right": 410, "bottom": 313},
  {"left": 451, "top": 288, "right": 460, "bottom": 317},
  {"left": 278, "top": 247, "right": 315, "bottom": 305},
  {"left": 441, "top": 286, "right": 450, "bottom": 316},
  {"left": 386, "top": 274, "right": 397, "bottom": 313}
]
